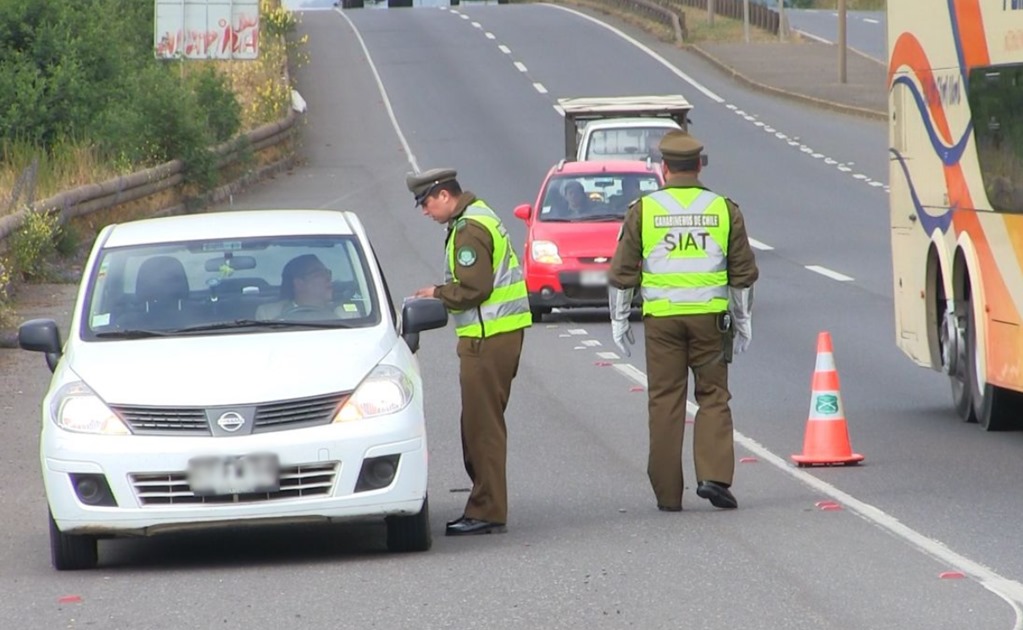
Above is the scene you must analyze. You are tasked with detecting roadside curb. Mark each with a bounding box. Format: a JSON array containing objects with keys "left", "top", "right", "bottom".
[{"left": 686, "top": 43, "right": 887, "bottom": 122}]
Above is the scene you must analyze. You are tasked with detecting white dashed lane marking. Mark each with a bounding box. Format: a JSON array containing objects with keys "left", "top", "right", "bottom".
[
  {"left": 446, "top": 8, "right": 866, "bottom": 286},
  {"left": 806, "top": 265, "right": 854, "bottom": 282}
]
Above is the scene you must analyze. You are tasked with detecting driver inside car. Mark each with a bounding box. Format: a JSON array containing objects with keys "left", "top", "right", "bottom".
[{"left": 255, "top": 254, "right": 360, "bottom": 321}]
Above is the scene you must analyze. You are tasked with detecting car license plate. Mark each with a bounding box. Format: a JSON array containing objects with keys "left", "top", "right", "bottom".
[
  {"left": 187, "top": 453, "right": 280, "bottom": 496},
  {"left": 580, "top": 270, "right": 608, "bottom": 286}
]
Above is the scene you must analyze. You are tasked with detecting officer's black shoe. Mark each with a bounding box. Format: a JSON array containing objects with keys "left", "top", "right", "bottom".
[
  {"left": 446, "top": 515, "right": 466, "bottom": 527},
  {"left": 696, "top": 481, "right": 738, "bottom": 509},
  {"left": 657, "top": 504, "right": 682, "bottom": 512},
  {"left": 445, "top": 518, "right": 507, "bottom": 536}
]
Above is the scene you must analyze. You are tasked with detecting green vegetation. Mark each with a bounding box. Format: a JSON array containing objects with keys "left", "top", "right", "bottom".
[
  {"left": 0, "top": 0, "right": 243, "bottom": 190},
  {"left": 0, "top": 0, "right": 302, "bottom": 326}
]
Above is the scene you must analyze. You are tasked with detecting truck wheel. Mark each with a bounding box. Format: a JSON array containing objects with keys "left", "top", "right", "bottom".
[
  {"left": 49, "top": 511, "right": 98, "bottom": 571},
  {"left": 386, "top": 496, "right": 432, "bottom": 552}
]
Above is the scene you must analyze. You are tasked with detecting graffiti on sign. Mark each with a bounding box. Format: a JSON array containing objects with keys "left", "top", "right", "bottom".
[{"left": 155, "top": 0, "right": 260, "bottom": 60}]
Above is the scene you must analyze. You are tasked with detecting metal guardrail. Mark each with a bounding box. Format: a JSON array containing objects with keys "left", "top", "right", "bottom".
[
  {"left": 585, "top": 0, "right": 686, "bottom": 44},
  {"left": 668, "top": 0, "right": 780, "bottom": 35},
  {"left": 0, "top": 110, "right": 300, "bottom": 244}
]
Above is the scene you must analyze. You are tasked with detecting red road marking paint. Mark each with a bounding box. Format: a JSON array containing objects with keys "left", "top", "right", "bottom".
[
  {"left": 739, "top": 457, "right": 758, "bottom": 463},
  {"left": 939, "top": 571, "right": 966, "bottom": 580},
  {"left": 815, "top": 500, "right": 842, "bottom": 511},
  {"left": 629, "top": 386, "right": 645, "bottom": 392},
  {"left": 58, "top": 595, "right": 82, "bottom": 604},
  {"left": 595, "top": 361, "right": 612, "bottom": 367}
]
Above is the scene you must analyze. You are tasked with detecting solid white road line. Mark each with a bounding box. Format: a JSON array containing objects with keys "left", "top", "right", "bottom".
[
  {"left": 548, "top": 5, "right": 725, "bottom": 103},
  {"left": 609, "top": 358, "right": 1023, "bottom": 625},
  {"left": 335, "top": 8, "right": 419, "bottom": 172}
]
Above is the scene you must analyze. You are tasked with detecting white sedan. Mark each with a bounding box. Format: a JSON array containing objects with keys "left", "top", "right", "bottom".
[{"left": 19, "top": 209, "right": 448, "bottom": 570}]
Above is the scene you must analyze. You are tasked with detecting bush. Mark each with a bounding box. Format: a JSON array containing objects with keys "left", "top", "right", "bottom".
[
  {"left": 1, "top": 0, "right": 243, "bottom": 190},
  {"left": 8, "top": 208, "right": 60, "bottom": 281},
  {"left": 192, "top": 66, "right": 243, "bottom": 144}
]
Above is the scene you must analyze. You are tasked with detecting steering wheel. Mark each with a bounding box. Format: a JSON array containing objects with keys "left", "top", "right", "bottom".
[{"left": 281, "top": 304, "right": 335, "bottom": 320}]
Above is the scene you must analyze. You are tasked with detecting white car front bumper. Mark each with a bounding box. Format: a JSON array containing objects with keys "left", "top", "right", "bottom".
[{"left": 43, "top": 412, "right": 428, "bottom": 536}]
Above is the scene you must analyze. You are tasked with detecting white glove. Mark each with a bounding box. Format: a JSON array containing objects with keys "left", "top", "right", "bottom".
[
  {"left": 729, "top": 286, "right": 753, "bottom": 355},
  {"left": 608, "top": 286, "right": 635, "bottom": 358}
]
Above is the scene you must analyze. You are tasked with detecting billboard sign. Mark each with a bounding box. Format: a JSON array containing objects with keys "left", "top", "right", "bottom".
[{"left": 155, "top": 0, "right": 260, "bottom": 60}]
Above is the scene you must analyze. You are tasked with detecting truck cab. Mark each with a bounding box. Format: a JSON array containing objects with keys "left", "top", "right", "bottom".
[{"left": 557, "top": 95, "right": 694, "bottom": 162}]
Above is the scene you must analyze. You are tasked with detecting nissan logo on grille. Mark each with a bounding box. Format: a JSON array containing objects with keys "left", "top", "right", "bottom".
[{"left": 217, "top": 412, "right": 245, "bottom": 432}]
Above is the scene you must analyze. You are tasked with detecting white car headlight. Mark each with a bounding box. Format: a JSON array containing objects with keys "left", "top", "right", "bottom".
[
  {"left": 334, "top": 365, "right": 414, "bottom": 423},
  {"left": 531, "top": 240, "right": 562, "bottom": 264},
  {"left": 50, "top": 382, "right": 130, "bottom": 435}
]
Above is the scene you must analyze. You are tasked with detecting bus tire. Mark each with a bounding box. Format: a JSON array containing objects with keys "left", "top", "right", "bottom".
[
  {"left": 944, "top": 301, "right": 974, "bottom": 423},
  {"left": 966, "top": 296, "right": 1017, "bottom": 431}
]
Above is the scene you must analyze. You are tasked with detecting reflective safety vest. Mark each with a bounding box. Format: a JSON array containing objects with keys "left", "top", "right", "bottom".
[
  {"left": 445, "top": 201, "right": 532, "bottom": 337},
  {"left": 640, "top": 188, "right": 731, "bottom": 317}
]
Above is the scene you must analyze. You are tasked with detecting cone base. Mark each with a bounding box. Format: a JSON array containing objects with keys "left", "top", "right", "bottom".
[{"left": 791, "top": 453, "right": 864, "bottom": 467}]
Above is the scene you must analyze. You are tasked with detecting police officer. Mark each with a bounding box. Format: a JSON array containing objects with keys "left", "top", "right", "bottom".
[
  {"left": 407, "top": 168, "right": 532, "bottom": 535},
  {"left": 607, "top": 131, "right": 758, "bottom": 511}
]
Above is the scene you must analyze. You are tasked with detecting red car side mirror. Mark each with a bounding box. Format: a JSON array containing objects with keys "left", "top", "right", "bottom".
[{"left": 513, "top": 204, "right": 532, "bottom": 221}]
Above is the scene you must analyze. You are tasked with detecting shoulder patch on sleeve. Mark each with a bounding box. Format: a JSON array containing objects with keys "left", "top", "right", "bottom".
[{"left": 456, "top": 245, "right": 478, "bottom": 267}]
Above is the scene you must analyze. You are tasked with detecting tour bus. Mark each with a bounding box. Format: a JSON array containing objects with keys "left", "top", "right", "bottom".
[{"left": 888, "top": 0, "right": 1023, "bottom": 430}]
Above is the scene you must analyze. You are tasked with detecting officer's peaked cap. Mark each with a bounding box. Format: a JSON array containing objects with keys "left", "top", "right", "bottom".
[
  {"left": 406, "top": 168, "right": 458, "bottom": 203},
  {"left": 659, "top": 131, "right": 703, "bottom": 161}
]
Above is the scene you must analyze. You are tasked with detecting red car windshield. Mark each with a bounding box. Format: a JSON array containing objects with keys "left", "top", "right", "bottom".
[{"left": 539, "top": 173, "right": 661, "bottom": 222}]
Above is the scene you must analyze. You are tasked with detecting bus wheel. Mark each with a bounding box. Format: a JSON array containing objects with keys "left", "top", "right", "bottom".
[
  {"left": 942, "top": 302, "right": 974, "bottom": 423},
  {"left": 965, "top": 297, "right": 1017, "bottom": 431}
]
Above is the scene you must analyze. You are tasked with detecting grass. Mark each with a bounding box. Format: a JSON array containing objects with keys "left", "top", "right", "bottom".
[
  {"left": 810, "top": 0, "right": 885, "bottom": 9},
  {"left": 0, "top": 5, "right": 300, "bottom": 219},
  {"left": 1, "top": 141, "right": 126, "bottom": 215},
  {"left": 677, "top": 4, "right": 793, "bottom": 44}
]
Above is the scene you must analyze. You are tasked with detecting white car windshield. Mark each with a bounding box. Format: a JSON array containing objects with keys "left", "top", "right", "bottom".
[
  {"left": 539, "top": 174, "right": 661, "bottom": 222},
  {"left": 82, "top": 235, "right": 380, "bottom": 339}
]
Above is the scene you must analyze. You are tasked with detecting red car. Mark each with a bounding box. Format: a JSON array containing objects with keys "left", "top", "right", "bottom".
[{"left": 513, "top": 159, "right": 664, "bottom": 322}]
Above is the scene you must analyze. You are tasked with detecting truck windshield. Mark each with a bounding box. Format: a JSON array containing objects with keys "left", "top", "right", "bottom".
[{"left": 586, "top": 127, "right": 674, "bottom": 161}]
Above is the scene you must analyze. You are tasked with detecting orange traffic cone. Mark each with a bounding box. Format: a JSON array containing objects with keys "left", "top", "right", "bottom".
[{"left": 791, "top": 331, "right": 864, "bottom": 467}]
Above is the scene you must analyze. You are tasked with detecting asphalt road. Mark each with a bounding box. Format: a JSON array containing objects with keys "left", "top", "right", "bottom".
[
  {"left": 4, "top": 4, "right": 1023, "bottom": 629},
  {"left": 786, "top": 8, "right": 886, "bottom": 63}
]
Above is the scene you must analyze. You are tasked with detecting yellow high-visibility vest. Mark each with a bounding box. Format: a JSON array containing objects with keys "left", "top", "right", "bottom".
[
  {"left": 445, "top": 201, "right": 531, "bottom": 337},
  {"left": 639, "top": 188, "right": 730, "bottom": 317}
]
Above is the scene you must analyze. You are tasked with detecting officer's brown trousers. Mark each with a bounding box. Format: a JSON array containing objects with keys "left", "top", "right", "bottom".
[
  {"left": 456, "top": 329, "right": 524, "bottom": 524},
  {"left": 643, "top": 314, "right": 735, "bottom": 509}
]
